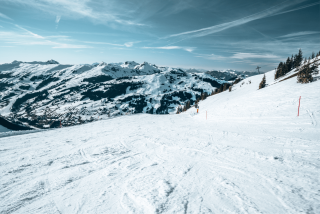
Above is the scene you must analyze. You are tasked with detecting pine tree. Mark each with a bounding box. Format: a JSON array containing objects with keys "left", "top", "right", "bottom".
[
  {"left": 291, "top": 55, "right": 294, "bottom": 68},
  {"left": 219, "top": 84, "right": 224, "bottom": 93},
  {"left": 311, "top": 52, "right": 315, "bottom": 59},
  {"left": 294, "top": 49, "right": 303, "bottom": 68},
  {"left": 200, "top": 93, "right": 204, "bottom": 100},
  {"left": 286, "top": 57, "right": 292, "bottom": 72},
  {"left": 259, "top": 74, "right": 266, "bottom": 89},
  {"left": 186, "top": 100, "right": 191, "bottom": 110},
  {"left": 223, "top": 83, "right": 228, "bottom": 91},
  {"left": 204, "top": 92, "right": 208, "bottom": 100},
  {"left": 297, "top": 61, "right": 319, "bottom": 83},
  {"left": 233, "top": 78, "right": 241, "bottom": 85},
  {"left": 229, "top": 86, "right": 232, "bottom": 92}
]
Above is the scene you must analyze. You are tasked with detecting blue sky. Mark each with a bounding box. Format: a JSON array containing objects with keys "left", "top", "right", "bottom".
[{"left": 0, "top": 0, "right": 319, "bottom": 71}]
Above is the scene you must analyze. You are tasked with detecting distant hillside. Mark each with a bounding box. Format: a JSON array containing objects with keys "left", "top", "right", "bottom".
[{"left": 0, "top": 60, "right": 229, "bottom": 129}]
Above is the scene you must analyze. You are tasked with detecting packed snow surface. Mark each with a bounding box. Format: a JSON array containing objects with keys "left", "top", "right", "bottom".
[{"left": 1, "top": 69, "right": 320, "bottom": 213}]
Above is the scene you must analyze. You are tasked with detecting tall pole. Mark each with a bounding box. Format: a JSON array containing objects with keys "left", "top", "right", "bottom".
[
  {"left": 256, "top": 66, "right": 261, "bottom": 74},
  {"left": 298, "top": 96, "right": 301, "bottom": 116}
]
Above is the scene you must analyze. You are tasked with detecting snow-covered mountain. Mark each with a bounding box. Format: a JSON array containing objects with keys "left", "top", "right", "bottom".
[
  {"left": 206, "top": 69, "right": 259, "bottom": 81},
  {"left": 1, "top": 59, "right": 319, "bottom": 213},
  {"left": 0, "top": 60, "right": 229, "bottom": 129}
]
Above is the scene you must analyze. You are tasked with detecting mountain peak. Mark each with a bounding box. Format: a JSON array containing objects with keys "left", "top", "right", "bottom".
[{"left": 46, "top": 59, "right": 59, "bottom": 64}]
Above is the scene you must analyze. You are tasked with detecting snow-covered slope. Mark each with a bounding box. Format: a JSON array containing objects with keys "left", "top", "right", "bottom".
[
  {"left": 206, "top": 69, "right": 259, "bottom": 81},
  {"left": 0, "top": 60, "right": 228, "bottom": 129},
  {"left": 1, "top": 63, "right": 319, "bottom": 213}
]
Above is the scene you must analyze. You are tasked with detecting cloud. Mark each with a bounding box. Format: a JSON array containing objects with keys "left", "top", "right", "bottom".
[
  {"left": 3, "top": 0, "right": 145, "bottom": 26},
  {"left": 142, "top": 46, "right": 195, "bottom": 52},
  {"left": 55, "top": 15, "right": 61, "bottom": 29},
  {"left": 279, "top": 31, "right": 320, "bottom": 38},
  {"left": 83, "top": 41, "right": 139, "bottom": 47},
  {"left": 124, "top": 42, "right": 134, "bottom": 47},
  {"left": 0, "top": 26, "right": 92, "bottom": 49},
  {"left": 15, "top": 25, "right": 45, "bottom": 39},
  {"left": 3, "top": 0, "right": 202, "bottom": 28},
  {"left": 52, "top": 44, "right": 91, "bottom": 49},
  {"left": 195, "top": 53, "right": 227, "bottom": 61},
  {"left": 164, "top": 0, "right": 314, "bottom": 40},
  {"left": 231, "top": 53, "right": 279, "bottom": 59},
  {"left": 271, "top": 1, "right": 320, "bottom": 16},
  {"left": 0, "top": 12, "right": 13, "bottom": 20},
  {"left": 55, "top": 15, "right": 61, "bottom": 24}
]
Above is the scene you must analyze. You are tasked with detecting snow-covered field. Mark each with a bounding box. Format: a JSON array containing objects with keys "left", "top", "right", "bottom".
[{"left": 1, "top": 69, "right": 319, "bottom": 213}]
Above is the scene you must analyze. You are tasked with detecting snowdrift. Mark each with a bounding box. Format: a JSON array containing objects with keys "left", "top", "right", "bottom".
[{"left": 0, "top": 65, "right": 319, "bottom": 213}]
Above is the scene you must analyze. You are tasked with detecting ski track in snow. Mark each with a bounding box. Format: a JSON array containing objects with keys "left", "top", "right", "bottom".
[{"left": 1, "top": 69, "right": 320, "bottom": 213}]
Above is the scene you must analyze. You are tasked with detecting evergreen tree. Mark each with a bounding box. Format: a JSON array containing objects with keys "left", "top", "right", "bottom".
[
  {"left": 233, "top": 78, "right": 241, "bottom": 85},
  {"left": 223, "top": 83, "right": 229, "bottom": 91},
  {"left": 204, "top": 92, "right": 208, "bottom": 100},
  {"left": 229, "top": 86, "right": 232, "bottom": 92},
  {"left": 200, "top": 93, "right": 204, "bottom": 100},
  {"left": 286, "top": 57, "right": 292, "bottom": 72},
  {"left": 186, "top": 100, "right": 191, "bottom": 110},
  {"left": 291, "top": 55, "right": 294, "bottom": 68},
  {"left": 259, "top": 74, "right": 266, "bottom": 89},
  {"left": 297, "top": 61, "right": 319, "bottom": 83},
  {"left": 219, "top": 84, "right": 224, "bottom": 93},
  {"left": 311, "top": 52, "right": 315, "bottom": 59},
  {"left": 294, "top": 49, "right": 303, "bottom": 68}
]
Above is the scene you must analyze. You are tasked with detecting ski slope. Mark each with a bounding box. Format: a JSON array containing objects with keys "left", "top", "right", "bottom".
[{"left": 1, "top": 69, "right": 320, "bottom": 214}]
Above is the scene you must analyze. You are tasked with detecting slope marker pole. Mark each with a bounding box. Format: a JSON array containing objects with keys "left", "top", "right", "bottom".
[{"left": 298, "top": 96, "right": 301, "bottom": 116}]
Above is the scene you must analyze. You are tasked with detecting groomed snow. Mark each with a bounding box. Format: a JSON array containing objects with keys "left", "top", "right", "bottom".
[{"left": 1, "top": 69, "right": 319, "bottom": 213}]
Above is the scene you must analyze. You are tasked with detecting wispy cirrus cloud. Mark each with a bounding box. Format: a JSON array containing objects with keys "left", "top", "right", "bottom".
[
  {"left": 164, "top": 0, "right": 318, "bottom": 40},
  {"left": 231, "top": 53, "right": 279, "bottom": 59},
  {"left": 55, "top": 15, "right": 61, "bottom": 29},
  {"left": 279, "top": 31, "right": 320, "bottom": 38},
  {"left": 83, "top": 41, "right": 139, "bottom": 48},
  {"left": 0, "top": 25, "right": 92, "bottom": 49},
  {"left": 0, "top": 12, "right": 13, "bottom": 20},
  {"left": 15, "top": 25, "right": 44, "bottom": 39},
  {"left": 195, "top": 53, "right": 227, "bottom": 61},
  {"left": 142, "top": 46, "right": 195, "bottom": 52},
  {"left": 55, "top": 15, "right": 61, "bottom": 24}
]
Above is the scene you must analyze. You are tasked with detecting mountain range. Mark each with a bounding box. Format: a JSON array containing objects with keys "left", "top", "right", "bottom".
[{"left": 0, "top": 60, "right": 258, "bottom": 129}]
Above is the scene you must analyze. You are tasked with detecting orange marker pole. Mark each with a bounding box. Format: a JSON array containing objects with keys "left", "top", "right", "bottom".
[{"left": 298, "top": 96, "right": 301, "bottom": 116}]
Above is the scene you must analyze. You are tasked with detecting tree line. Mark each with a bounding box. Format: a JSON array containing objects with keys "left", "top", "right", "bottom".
[
  {"left": 275, "top": 49, "right": 320, "bottom": 81},
  {"left": 177, "top": 81, "right": 234, "bottom": 114}
]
